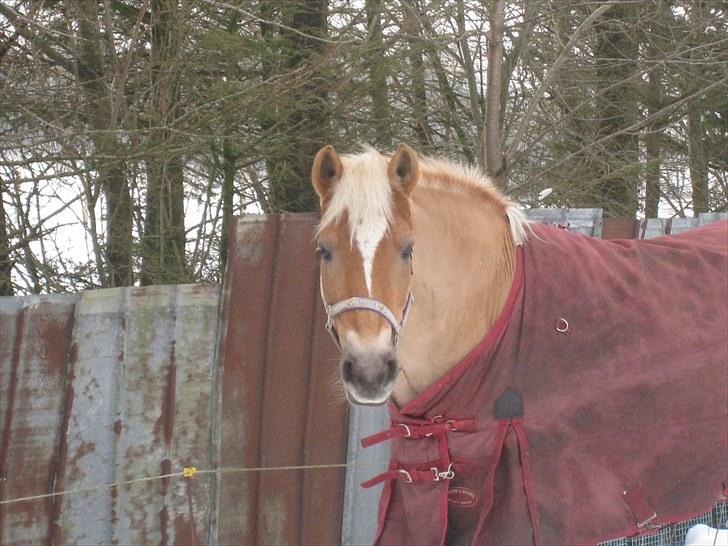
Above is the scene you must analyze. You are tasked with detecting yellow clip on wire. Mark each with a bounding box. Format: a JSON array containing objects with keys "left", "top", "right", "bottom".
[{"left": 183, "top": 467, "right": 197, "bottom": 478}]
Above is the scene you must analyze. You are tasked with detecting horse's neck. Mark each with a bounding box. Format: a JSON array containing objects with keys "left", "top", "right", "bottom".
[{"left": 392, "top": 184, "right": 517, "bottom": 406}]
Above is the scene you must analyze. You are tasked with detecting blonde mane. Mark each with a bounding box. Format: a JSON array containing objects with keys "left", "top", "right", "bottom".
[
  {"left": 316, "top": 148, "right": 529, "bottom": 245},
  {"left": 317, "top": 148, "right": 392, "bottom": 242},
  {"left": 417, "top": 157, "right": 529, "bottom": 245}
]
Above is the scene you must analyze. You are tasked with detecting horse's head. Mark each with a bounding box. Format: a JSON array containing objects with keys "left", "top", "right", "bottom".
[{"left": 311, "top": 144, "right": 418, "bottom": 405}]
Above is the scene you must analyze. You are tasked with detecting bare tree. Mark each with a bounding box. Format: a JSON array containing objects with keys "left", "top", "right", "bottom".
[
  {"left": 141, "top": 0, "right": 189, "bottom": 285},
  {"left": 483, "top": 0, "right": 505, "bottom": 184},
  {"left": 2, "top": 0, "right": 726, "bottom": 295}
]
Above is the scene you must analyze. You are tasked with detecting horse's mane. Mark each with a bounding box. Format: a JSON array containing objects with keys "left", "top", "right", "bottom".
[
  {"left": 417, "top": 157, "right": 530, "bottom": 245},
  {"left": 317, "top": 147, "right": 530, "bottom": 245}
]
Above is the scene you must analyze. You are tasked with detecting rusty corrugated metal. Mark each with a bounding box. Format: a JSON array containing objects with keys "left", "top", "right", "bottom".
[
  {"left": 57, "top": 284, "right": 220, "bottom": 545},
  {"left": 602, "top": 218, "right": 637, "bottom": 240},
  {"left": 215, "top": 213, "right": 348, "bottom": 546},
  {"left": 524, "top": 207, "right": 603, "bottom": 237},
  {"left": 1, "top": 285, "right": 220, "bottom": 545},
  {"left": 0, "top": 295, "right": 77, "bottom": 545}
]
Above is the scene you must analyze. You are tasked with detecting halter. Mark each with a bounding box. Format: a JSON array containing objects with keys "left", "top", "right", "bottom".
[{"left": 321, "top": 279, "right": 414, "bottom": 351}]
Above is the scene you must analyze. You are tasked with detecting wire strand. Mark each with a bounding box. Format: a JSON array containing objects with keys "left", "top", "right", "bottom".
[{"left": 0, "top": 462, "right": 354, "bottom": 506}]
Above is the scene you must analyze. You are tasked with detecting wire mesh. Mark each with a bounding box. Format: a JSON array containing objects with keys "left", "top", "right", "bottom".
[{"left": 597, "top": 502, "right": 728, "bottom": 546}]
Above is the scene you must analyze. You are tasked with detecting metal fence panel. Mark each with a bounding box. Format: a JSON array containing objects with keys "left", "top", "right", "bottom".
[
  {"left": 342, "top": 405, "right": 390, "bottom": 546},
  {"left": 55, "top": 285, "right": 219, "bottom": 545},
  {"left": 215, "top": 213, "right": 348, "bottom": 546},
  {"left": 0, "top": 295, "right": 77, "bottom": 545},
  {"left": 525, "top": 207, "right": 603, "bottom": 237}
]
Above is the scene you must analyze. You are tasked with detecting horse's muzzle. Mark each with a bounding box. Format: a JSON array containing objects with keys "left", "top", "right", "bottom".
[{"left": 341, "top": 351, "right": 398, "bottom": 405}]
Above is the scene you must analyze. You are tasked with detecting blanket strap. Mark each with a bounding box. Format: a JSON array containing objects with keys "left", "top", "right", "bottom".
[
  {"left": 361, "top": 417, "right": 477, "bottom": 448},
  {"left": 361, "top": 463, "right": 456, "bottom": 489},
  {"left": 623, "top": 484, "right": 659, "bottom": 529}
]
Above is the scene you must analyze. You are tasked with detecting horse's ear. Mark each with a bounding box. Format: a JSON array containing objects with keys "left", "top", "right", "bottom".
[
  {"left": 312, "top": 145, "right": 343, "bottom": 202},
  {"left": 388, "top": 143, "right": 419, "bottom": 195}
]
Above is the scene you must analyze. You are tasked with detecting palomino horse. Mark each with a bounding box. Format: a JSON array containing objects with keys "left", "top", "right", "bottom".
[{"left": 311, "top": 144, "right": 727, "bottom": 545}]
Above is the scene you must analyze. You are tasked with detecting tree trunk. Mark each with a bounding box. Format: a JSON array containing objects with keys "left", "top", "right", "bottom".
[
  {"left": 366, "top": 0, "right": 391, "bottom": 147},
  {"left": 457, "top": 0, "right": 483, "bottom": 168},
  {"left": 687, "top": 1, "right": 709, "bottom": 215},
  {"left": 0, "top": 182, "right": 12, "bottom": 295},
  {"left": 644, "top": 64, "right": 662, "bottom": 218},
  {"left": 220, "top": 138, "right": 236, "bottom": 277},
  {"left": 593, "top": 2, "right": 639, "bottom": 218},
  {"left": 402, "top": 0, "right": 430, "bottom": 148},
  {"left": 644, "top": 4, "right": 666, "bottom": 219},
  {"left": 219, "top": 9, "right": 242, "bottom": 277},
  {"left": 484, "top": 0, "right": 505, "bottom": 185},
  {"left": 76, "top": 0, "right": 133, "bottom": 286},
  {"left": 141, "top": 0, "right": 188, "bottom": 285},
  {"left": 417, "top": 9, "right": 475, "bottom": 162},
  {"left": 688, "top": 107, "right": 709, "bottom": 214},
  {"left": 261, "top": 0, "right": 328, "bottom": 213}
]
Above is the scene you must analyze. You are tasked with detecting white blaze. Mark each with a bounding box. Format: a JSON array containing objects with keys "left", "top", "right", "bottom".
[{"left": 355, "top": 216, "right": 388, "bottom": 294}]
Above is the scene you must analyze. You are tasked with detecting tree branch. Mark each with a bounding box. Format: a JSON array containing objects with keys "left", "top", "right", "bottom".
[{"left": 504, "top": 2, "right": 616, "bottom": 165}]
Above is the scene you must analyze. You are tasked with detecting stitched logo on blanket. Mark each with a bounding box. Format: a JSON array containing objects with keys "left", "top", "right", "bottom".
[{"left": 448, "top": 486, "right": 480, "bottom": 507}]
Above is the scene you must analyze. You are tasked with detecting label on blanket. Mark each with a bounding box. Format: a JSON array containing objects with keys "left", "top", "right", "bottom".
[{"left": 448, "top": 486, "right": 479, "bottom": 507}]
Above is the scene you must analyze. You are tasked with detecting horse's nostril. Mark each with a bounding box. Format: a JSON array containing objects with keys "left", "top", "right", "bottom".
[
  {"left": 385, "top": 358, "right": 398, "bottom": 382},
  {"left": 342, "top": 358, "right": 355, "bottom": 383}
]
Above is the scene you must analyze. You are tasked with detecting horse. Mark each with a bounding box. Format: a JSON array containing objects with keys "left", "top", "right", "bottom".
[{"left": 311, "top": 144, "right": 727, "bottom": 545}]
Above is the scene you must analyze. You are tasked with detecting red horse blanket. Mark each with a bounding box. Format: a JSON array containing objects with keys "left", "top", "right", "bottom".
[{"left": 362, "top": 221, "right": 728, "bottom": 546}]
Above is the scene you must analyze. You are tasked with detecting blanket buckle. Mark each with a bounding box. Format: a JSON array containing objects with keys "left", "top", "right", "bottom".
[
  {"left": 637, "top": 512, "right": 658, "bottom": 530},
  {"left": 431, "top": 463, "right": 455, "bottom": 481},
  {"left": 398, "top": 423, "right": 412, "bottom": 438},
  {"left": 398, "top": 469, "right": 413, "bottom": 483}
]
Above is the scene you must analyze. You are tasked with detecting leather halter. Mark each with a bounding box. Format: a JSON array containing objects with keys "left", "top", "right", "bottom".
[{"left": 321, "top": 278, "right": 414, "bottom": 351}]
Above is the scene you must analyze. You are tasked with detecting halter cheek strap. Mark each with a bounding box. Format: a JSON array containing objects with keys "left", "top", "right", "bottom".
[{"left": 321, "top": 278, "right": 414, "bottom": 350}]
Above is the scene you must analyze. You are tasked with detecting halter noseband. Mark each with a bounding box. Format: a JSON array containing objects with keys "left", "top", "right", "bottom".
[{"left": 322, "top": 281, "right": 414, "bottom": 350}]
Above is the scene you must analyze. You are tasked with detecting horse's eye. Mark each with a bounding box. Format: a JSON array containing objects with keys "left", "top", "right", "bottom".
[
  {"left": 317, "top": 245, "right": 333, "bottom": 262},
  {"left": 401, "top": 243, "right": 414, "bottom": 261}
]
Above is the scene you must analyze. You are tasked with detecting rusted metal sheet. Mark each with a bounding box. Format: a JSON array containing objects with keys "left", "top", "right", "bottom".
[
  {"left": 637, "top": 213, "right": 727, "bottom": 239},
  {"left": 215, "top": 213, "right": 347, "bottom": 546},
  {"left": 55, "top": 284, "right": 220, "bottom": 545},
  {"left": 2, "top": 285, "right": 223, "bottom": 545},
  {"left": 0, "top": 295, "right": 77, "bottom": 546},
  {"left": 525, "top": 207, "right": 603, "bottom": 237},
  {"left": 602, "top": 218, "right": 637, "bottom": 240}
]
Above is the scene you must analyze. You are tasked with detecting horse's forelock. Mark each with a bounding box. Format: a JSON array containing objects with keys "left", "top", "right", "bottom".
[{"left": 316, "top": 149, "right": 394, "bottom": 242}]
